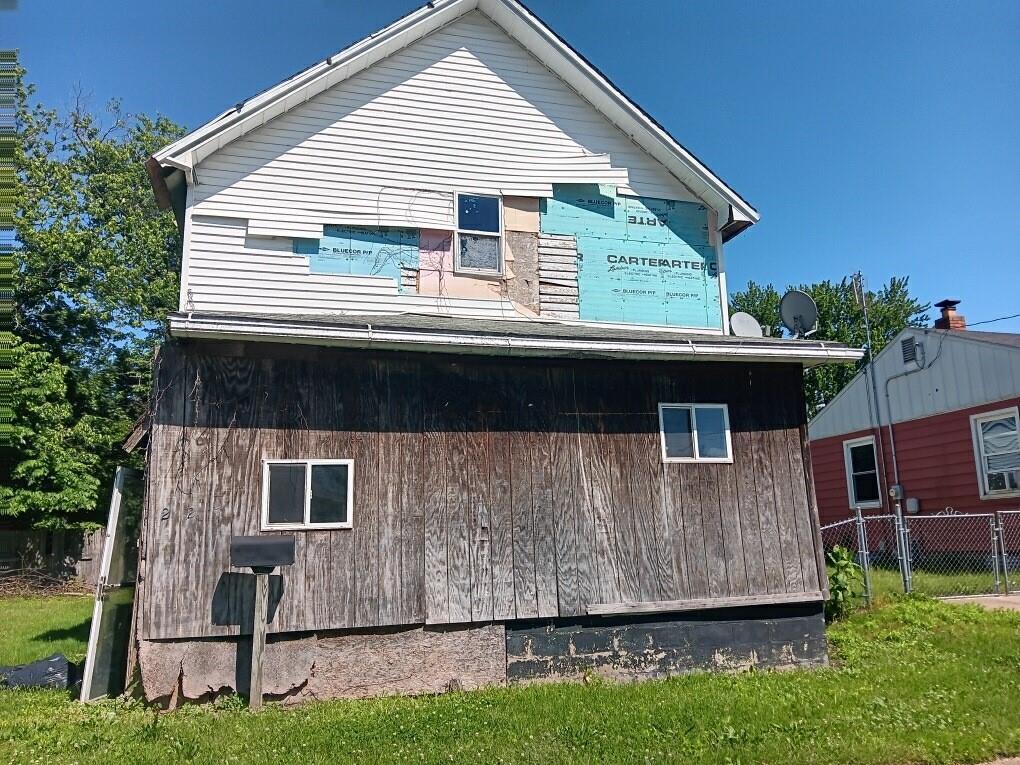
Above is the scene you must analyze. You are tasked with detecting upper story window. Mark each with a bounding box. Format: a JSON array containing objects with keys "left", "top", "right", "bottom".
[
  {"left": 262, "top": 459, "right": 353, "bottom": 530},
  {"left": 843, "top": 436, "right": 881, "bottom": 509},
  {"left": 455, "top": 192, "right": 502, "bottom": 274},
  {"left": 971, "top": 407, "right": 1020, "bottom": 498},
  {"left": 658, "top": 403, "right": 732, "bottom": 463}
]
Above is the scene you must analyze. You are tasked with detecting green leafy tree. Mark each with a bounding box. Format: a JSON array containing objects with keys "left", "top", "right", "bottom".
[
  {"left": 2, "top": 71, "right": 186, "bottom": 527},
  {"left": 730, "top": 276, "right": 929, "bottom": 417}
]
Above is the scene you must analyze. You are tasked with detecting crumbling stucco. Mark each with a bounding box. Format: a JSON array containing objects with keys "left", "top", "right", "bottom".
[{"left": 138, "top": 622, "right": 505, "bottom": 706}]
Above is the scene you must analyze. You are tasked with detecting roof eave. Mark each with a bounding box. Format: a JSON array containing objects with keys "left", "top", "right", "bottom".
[{"left": 168, "top": 312, "right": 863, "bottom": 367}]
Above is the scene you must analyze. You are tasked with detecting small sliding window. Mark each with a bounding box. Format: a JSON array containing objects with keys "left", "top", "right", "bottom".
[
  {"left": 261, "top": 459, "right": 353, "bottom": 530},
  {"left": 455, "top": 192, "right": 502, "bottom": 274},
  {"left": 658, "top": 404, "right": 732, "bottom": 463}
]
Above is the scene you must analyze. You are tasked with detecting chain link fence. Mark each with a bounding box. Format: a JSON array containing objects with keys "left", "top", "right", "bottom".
[
  {"left": 820, "top": 510, "right": 1017, "bottom": 600},
  {"left": 1000, "top": 510, "right": 1020, "bottom": 594}
]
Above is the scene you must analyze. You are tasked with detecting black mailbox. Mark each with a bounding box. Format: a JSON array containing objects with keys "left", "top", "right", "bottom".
[{"left": 230, "top": 535, "right": 295, "bottom": 573}]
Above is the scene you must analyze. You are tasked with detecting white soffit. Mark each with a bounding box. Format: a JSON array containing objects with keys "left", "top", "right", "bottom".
[{"left": 151, "top": 0, "right": 758, "bottom": 230}]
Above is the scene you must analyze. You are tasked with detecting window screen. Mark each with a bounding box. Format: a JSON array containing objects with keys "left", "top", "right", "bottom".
[
  {"left": 264, "top": 460, "right": 353, "bottom": 529},
  {"left": 309, "top": 463, "right": 350, "bottom": 524},
  {"left": 975, "top": 410, "right": 1020, "bottom": 495},
  {"left": 267, "top": 464, "right": 305, "bottom": 525},
  {"left": 659, "top": 404, "right": 731, "bottom": 462}
]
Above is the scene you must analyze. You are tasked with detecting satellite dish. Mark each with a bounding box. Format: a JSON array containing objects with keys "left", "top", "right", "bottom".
[
  {"left": 780, "top": 290, "right": 819, "bottom": 338},
  {"left": 730, "top": 311, "right": 764, "bottom": 338}
]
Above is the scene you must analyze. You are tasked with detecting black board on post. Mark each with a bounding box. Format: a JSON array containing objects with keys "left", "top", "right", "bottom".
[{"left": 229, "top": 535, "right": 295, "bottom": 709}]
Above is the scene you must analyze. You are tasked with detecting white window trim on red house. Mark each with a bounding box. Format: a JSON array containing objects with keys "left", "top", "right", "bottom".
[
  {"left": 842, "top": 435, "right": 883, "bottom": 510},
  {"left": 969, "top": 405, "right": 1020, "bottom": 500}
]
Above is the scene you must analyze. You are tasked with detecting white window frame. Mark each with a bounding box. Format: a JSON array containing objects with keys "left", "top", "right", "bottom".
[
  {"left": 261, "top": 459, "right": 354, "bottom": 531},
  {"left": 842, "top": 436, "right": 882, "bottom": 510},
  {"left": 658, "top": 403, "right": 733, "bottom": 464},
  {"left": 454, "top": 191, "right": 503, "bottom": 276},
  {"left": 970, "top": 405, "right": 1020, "bottom": 500}
]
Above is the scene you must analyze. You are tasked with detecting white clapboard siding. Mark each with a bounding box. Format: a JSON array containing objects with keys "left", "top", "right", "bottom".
[
  {"left": 185, "top": 216, "right": 525, "bottom": 320},
  {"left": 188, "top": 11, "right": 698, "bottom": 240}
]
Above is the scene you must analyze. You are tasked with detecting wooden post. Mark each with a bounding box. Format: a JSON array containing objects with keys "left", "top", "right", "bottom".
[{"left": 249, "top": 572, "right": 269, "bottom": 709}]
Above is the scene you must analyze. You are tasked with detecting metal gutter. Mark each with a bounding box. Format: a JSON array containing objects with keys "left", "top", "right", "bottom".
[{"left": 168, "top": 313, "right": 864, "bottom": 366}]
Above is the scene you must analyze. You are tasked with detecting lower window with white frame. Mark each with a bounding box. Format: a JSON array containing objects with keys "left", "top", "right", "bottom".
[
  {"left": 262, "top": 459, "right": 353, "bottom": 530},
  {"left": 842, "top": 436, "right": 881, "bottom": 509},
  {"left": 971, "top": 406, "right": 1020, "bottom": 497},
  {"left": 658, "top": 403, "right": 732, "bottom": 463}
]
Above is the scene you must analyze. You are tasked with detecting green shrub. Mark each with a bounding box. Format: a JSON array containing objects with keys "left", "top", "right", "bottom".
[{"left": 825, "top": 545, "right": 864, "bottom": 622}]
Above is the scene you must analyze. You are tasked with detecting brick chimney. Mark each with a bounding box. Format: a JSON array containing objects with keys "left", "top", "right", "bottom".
[{"left": 934, "top": 299, "right": 966, "bottom": 330}]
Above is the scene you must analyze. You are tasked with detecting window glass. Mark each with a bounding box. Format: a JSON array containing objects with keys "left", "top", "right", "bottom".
[
  {"left": 661, "top": 406, "right": 694, "bottom": 459},
  {"left": 694, "top": 406, "right": 728, "bottom": 458},
  {"left": 849, "top": 443, "right": 876, "bottom": 474},
  {"left": 310, "top": 463, "right": 350, "bottom": 524},
  {"left": 852, "top": 473, "right": 880, "bottom": 504},
  {"left": 267, "top": 463, "right": 305, "bottom": 525},
  {"left": 845, "top": 440, "right": 880, "bottom": 505},
  {"left": 979, "top": 413, "right": 1020, "bottom": 493},
  {"left": 457, "top": 194, "right": 499, "bottom": 233},
  {"left": 458, "top": 234, "right": 500, "bottom": 271}
]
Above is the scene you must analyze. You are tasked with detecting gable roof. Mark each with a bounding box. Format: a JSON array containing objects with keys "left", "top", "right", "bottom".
[
  {"left": 808, "top": 325, "right": 1020, "bottom": 440},
  {"left": 148, "top": 0, "right": 759, "bottom": 240}
]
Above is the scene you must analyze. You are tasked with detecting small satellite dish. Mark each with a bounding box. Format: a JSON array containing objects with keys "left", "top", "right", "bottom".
[
  {"left": 780, "top": 290, "right": 819, "bottom": 338},
  {"left": 730, "top": 311, "right": 764, "bottom": 338}
]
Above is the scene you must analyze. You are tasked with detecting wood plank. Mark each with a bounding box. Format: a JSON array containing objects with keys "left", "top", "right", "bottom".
[
  {"left": 353, "top": 361, "right": 381, "bottom": 627},
  {"left": 659, "top": 462, "right": 692, "bottom": 601},
  {"left": 377, "top": 362, "right": 403, "bottom": 626},
  {"left": 586, "top": 590, "right": 825, "bottom": 615},
  {"left": 731, "top": 420, "right": 768, "bottom": 596},
  {"left": 584, "top": 414, "right": 623, "bottom": 605},
  {"left": 768, "top": 423, "right": 806, "bottom": 594},
  {"left": 397, "top": 362, "right": 425, "bottom": 625},
  {"left": 466, "top": 404, "right": 494, "bottom": 623},
  {"left": 679, "top": 463, "right": 710, "bottom": 598},
  {"left": 444, "top": 380, "right": 473, "bottom": 624},
  {"left": 716, "top": 459, "right": 749, "bottom": 597},
  {"left": 486, "top": 413, "right": 516, "bottom": 620},
  {"left": 422, "top": 383, "right": 449, "bottom": 624},
  {"left": 505, "top": 414, "right": 538, "bottom": 624},
  {"left": 551, "top": 416, "right": 580, "bottom": 616},
  {"left": 531, "top": 381, "right": 559, "bottom": 618},
  {"left": 633, "top": 418, "right": 679, "bottom": 601},
  {"left": 800, "top": 420, "right": 831, "bottom": 599},
  {"left": 697, "top": 464, "right": 729, "bottom": 599}
]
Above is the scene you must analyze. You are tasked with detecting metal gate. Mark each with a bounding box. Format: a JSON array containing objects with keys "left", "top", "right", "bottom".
[
  {"left": 820, "top": 510, "right": 1008, "bottom": 600},
  {"left": 999, "top": 510, "right": 1020, "bottom": 594}
]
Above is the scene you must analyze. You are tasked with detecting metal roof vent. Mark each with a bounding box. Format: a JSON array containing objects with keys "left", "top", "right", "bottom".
[{"left": 901, "top": 337, "right": 917, "bottom": 364}]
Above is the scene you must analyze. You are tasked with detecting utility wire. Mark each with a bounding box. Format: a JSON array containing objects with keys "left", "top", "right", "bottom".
[{"left": 968, "top": 312, "right": 1020, "bottom": 327}]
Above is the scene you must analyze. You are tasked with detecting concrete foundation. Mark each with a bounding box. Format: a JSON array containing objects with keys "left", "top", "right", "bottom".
[
  {"left": 138, "top": 622, "right": 506, "bottom": 707},
  {"left": 505, "top": 604, "right": 827, "bottom": 683},
  {"left": 137, "top": 605, "right": 826, "bottom": 705}
]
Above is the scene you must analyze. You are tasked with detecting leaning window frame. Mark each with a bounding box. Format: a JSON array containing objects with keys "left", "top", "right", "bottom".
[
  {"left": 453, "top": 191, "right": 503, "bottom": 276},
  {"left": 657, "top": 403, "right": 733, "bottom": 464},
  {"left": 261, "top": 458, "right": 355, "bottom": 531},
  {"left": 970, "top": 405, "right": 1020, "bottom": 500},
  {"left": 842, "top": 435, "right": 882, "bottom": 510}
]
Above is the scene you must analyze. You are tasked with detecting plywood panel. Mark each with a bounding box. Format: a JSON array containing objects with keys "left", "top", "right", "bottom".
[{"left": 141, "top": 347, "right": 824, "bottom": 639}]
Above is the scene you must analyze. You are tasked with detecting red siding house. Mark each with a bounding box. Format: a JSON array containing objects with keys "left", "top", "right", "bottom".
[{"left": 810, "top": 301, "right": 1020, "bottom": 526}]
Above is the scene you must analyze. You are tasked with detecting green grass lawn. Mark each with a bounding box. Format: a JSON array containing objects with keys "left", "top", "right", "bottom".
[
  {"left": 0, "top": 595, "right": 93, "bottom": 666},
  {"left": 2, "top": 595, "right": 1019, "bottom": 765},
  {"left": 865, "top": 566, "right": 1004, "bottom": 599}
]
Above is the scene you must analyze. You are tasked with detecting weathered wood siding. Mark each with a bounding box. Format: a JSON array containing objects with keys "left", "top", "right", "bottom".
[{"left": 138, "top": 341, "right": 825, "bottom": 640}]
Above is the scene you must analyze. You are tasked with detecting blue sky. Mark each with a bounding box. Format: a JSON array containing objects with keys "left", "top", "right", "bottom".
[{"left": 7, "top": 0, "right": 1019, "bottom": 330}]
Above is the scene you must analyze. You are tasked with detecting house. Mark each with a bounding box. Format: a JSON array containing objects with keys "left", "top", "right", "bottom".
[
  {"left": 810, "top": 300, "right": 1020, "bottom": 527},
  {"left": 132, "top": 0, "right": 862, "bottom": 704}
]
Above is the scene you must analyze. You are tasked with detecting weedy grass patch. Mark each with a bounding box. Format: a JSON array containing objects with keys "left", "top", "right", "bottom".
[{"left": 1, "top": 595, "right": 1019, "bottom": 764}]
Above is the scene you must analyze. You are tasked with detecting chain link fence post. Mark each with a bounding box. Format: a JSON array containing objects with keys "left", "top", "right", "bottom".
[
  {"left": 854, "top": 506, "right": 873, "bottom": 603},
  {"left": 894, "top": 503, "right": 912, "bottom": 594}
]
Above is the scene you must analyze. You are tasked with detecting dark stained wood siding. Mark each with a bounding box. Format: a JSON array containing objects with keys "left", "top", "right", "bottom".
[{"left": 139, "top": 341, "right": 825, "bottom": 640}]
